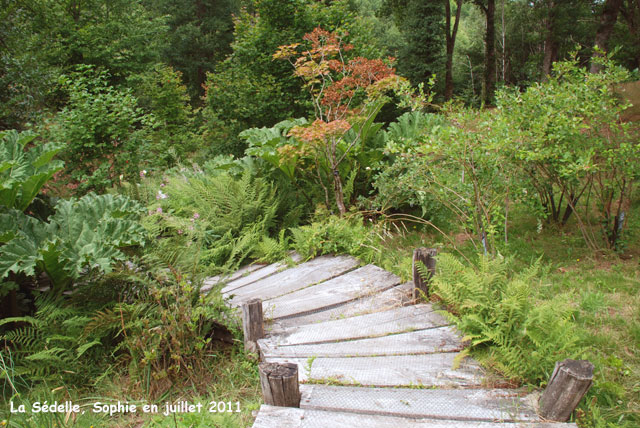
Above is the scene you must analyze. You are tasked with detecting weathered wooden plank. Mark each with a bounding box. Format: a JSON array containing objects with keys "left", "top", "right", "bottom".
[
  {"left": 266, "top": 304, "right": 447, "bottom": 346},
  {"left": 221, "top": 253, "right": 303, "bottom": 295},
  {"left": 299, "top": 384, "right": 540, "bottom": 422},
  {"left": 264, "top": 353, "right": 482, "bottom": 387},
  {"left": 227, "top": 255, "right": 360, "bottom": 306},
  {"left": 270, "top": 282, "right": 414, "bottom": 330},
  {"left": 262, "top": 265, "right": 401, "bottom": 320},
  {"left": 260, "top": 326, "right": 462, "bottom": 358},
  {"left": 252, "top": 405, "right": 579, "bottom": 428},
  {"left": 252, "top": 405, "right": 303, "bottom": 428},
  {"left": 202, "top": 262, "right": 269, "bottom": 293}
]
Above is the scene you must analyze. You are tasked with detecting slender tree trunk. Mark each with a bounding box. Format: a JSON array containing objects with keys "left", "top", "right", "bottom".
[
  {"left": 501, "top": 0, "right": 506, "bottom": 82},
  {"left": 475, "top": 0, "right": 496, "bottom": 105},
  {"left": 621, "top": 0, "right": 640, "bottom": 68},
  {"left": 542, "top": 0, "right": 559, "bottom": 80},
  {"left": 485, "top": 0, "right": 496, "bottom": 104},
  {"left": 445, "top": 0, "right": 463, "bottom": 100},
  {"left": 591, "top": 0, "right": 623, "bottom": 72},
  {"left": 333, "top": 168, "right": 346, "bottom": 216}
]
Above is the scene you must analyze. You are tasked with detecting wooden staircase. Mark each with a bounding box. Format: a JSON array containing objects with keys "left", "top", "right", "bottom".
[{"left": 206, "top": 254, "right": 582, "bottom": 428}]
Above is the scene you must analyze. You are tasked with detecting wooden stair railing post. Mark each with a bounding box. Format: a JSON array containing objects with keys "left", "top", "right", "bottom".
[
  {"left": 412, "top": 247, "right": 437, "bottom": 300},
  {"left": 539, "top": 359, "right": 594, "bottom": 421},
  {"left": 241, "top": 298, "right": 264, "bottom": 354},
  {"left": 259, "top": 362, "right": 300, "bottom": 407}
]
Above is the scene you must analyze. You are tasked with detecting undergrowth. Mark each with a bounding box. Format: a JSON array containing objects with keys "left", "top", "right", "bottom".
[
  {"left": 141, "top": 167, "right": 303, "bottom": 274},
  {"left": 429, "top": 253, "right": 585, "bottom": 384}
]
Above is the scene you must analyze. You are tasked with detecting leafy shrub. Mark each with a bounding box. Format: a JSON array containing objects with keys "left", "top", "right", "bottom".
[
  {"left": 0, "top": 193, "right": 146, "bottom": 292},
  {"left": 430, "top": 253, "right": 585, "bottom": 384},
  {"left": 498, "top": 56, "right": 638, "bottom": 249},
  {"left": 370, "top": 111, "right": 449, "bottom": 219},
  {"left": 87, "top": 272, "right": 238, "bottom": 398},
  {"left": 127, "top": 64, "right": 200, "bottom": 167},
  {"left": 47, "top": 66, "right": 154, "bottom": 193},
  {"left": 370, "top": 154, "right": 447, "bottom": 222},
  {"left": 372, "top": 106, "right": 516, "bottom": 255}
]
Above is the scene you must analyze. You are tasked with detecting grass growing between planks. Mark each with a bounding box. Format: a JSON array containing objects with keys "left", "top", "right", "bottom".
[{"left": 370, "top": 206, "right": 640, "bottom": 428}]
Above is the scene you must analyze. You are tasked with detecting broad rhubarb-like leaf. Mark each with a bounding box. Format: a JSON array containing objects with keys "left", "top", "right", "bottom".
[
  {"left": 0, "top": 194, "right": 146, "bottom": 290},
  {"left": 0, "top": 130, "right": 64, "bottom": 211}
]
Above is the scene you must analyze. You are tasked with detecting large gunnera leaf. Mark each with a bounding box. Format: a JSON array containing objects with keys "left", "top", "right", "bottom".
[
  {"left": 0, "top": 193, "right": 146, "bottom": 290},
  {"left": 0, "top": 130, "right": 64, "bottom": 211}
]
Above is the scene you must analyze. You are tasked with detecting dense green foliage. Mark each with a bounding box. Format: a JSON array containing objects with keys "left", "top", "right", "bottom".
[
  {"left": 142, "top": 168, "right": 295, "bottom": 273},
  {"left": 46, "top": 67, "right": 155, "bottom": 192},
  {"left": 1, "top": 1, "right": 639, "bottom": 426}
]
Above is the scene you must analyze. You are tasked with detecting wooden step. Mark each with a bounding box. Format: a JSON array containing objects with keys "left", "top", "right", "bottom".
[
  {"left": 262, "top": 264, "right": 401, "bottom": 320},
  {"left": 264, "top": 353, "right": 482, "bottom": 387},
  {"left": 201, "top": 262, "right": 267, "bottom": 293},
  {"left": 252, "top": 405, "right": 578, "bottom": 428},
  {"left": 260, "top": 326, "right": 463, "bottom": 358},
  {"left": 221, "top": 253, "right": 303, "bottom": 295},
  {"left": 299, "top": 384, "right": 540, "bottom": 422},
  {"left": 266, "top": 304, "right": 448, "bottom": 345},
  {"left": 271, "top": 282, "right": 415, "bottom": 329},
  {"left": 226, "top": 255, "right": 360, "bottom": 306}
]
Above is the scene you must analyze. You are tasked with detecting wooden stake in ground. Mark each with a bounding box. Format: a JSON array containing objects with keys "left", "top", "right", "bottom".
[
  {"left": 242, "top": 298, "right": 264, "bottom": 354},
  {"left": 259, "top": 362, "right": 300, "bottom": 407},
  {"left": 539, "top": 359, "right": 594, "bottom": 421},
  {"left": 412, "top": 248, "right": 437, "bottom": 300}
]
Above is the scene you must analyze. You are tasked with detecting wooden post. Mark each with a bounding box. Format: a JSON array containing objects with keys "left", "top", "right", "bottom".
[
  {"left": 241, "top": 298, "right": 264, "bottom": 354},
  {"left": 413, "top": 247, "right": 437, "bottom": 300},
  {"left": 539, "top": 359, "right": 594, "bottom": 422},
  {"left": 259, "top": 362, "right": 300, "bottom": 407}
]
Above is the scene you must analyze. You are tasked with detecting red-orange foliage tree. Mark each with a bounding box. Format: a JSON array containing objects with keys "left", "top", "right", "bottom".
[{"left": 274, "top": 28, "right": 422, "bottom": 215}]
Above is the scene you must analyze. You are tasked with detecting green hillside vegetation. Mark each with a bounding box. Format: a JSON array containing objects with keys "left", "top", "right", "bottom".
[{"left": 1, "top": 1, "right": 639, "bottom": 427}]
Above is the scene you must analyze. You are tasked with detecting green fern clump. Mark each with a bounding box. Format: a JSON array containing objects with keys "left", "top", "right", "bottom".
[
  {"left": 290, "top": 212, "right": 379, "bottom": 263},
  {"left": 143, "top": 168, "right": 288, "bottom": 273},
  {"left": 0, "top": 293, "right": 111, "bottom": 384},
  {"left": 431, "top": 253, "right": 584, "bottom": 384},
  {"left": 253, "top": 229, "right": 289, "bottom": 263}
]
